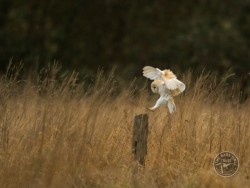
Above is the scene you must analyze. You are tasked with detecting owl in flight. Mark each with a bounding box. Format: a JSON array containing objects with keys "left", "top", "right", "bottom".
[{"left": 143, "top": 66, "right": 185, "bottom": 113}]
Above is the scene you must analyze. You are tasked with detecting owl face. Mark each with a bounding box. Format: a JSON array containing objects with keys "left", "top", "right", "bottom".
[
  {"left": 151, "top": 80, "right": 165, "bottom": 94},
  {"left": 151, "top": 83, "right": 158, "bottom": 93}
]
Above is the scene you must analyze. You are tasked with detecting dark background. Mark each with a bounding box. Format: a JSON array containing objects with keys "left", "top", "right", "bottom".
[{"left": 0, "top": 0, "right": 249, "bottom": 98}]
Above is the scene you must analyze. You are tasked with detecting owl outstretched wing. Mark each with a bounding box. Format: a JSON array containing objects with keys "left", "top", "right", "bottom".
[
  {"left": 164, "top": 78, "right": 186, "bottom": 93},
  {"left": 143, "top": 66, "right": 163, "bottom": 80},
  {"left": 143, "top": 66, "right": 186, "bottom": 95}
]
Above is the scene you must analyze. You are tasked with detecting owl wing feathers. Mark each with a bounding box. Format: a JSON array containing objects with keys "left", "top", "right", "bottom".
[
  {"left": 164, "top": 78, "right": 186, "bottom": 92},
  {"left": 143, "top": 66, "right": 185, "bottom": 92},
  {"left": 143, "top": 66, "right": 163, "bottom": 80},
  {"left": 143, "top": 66, "right": 186, "bottom": 92}
]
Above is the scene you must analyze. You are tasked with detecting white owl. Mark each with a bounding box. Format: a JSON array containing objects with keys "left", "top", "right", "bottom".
[{"left": 143, "top": 66, "right": 185, "bottom": 113}]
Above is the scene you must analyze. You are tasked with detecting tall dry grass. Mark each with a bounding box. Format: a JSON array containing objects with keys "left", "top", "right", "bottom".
[{"left": 0, "top": 64, "right": 249, "bottom": 188}]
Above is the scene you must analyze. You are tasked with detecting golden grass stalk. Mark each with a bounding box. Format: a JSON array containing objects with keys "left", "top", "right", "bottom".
[{"left": 0, "top": 64, "right": 249, "bottom": 187}]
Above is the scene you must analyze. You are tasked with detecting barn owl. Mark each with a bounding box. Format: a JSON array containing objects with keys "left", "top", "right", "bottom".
[{"left": 143, "top": 66, "right": 185, "bottom": 113}]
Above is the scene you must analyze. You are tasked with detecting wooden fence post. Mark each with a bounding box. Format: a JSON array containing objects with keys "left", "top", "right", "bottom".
[{"left": 132, "top": 114, "right": 148, "bottom": 166}]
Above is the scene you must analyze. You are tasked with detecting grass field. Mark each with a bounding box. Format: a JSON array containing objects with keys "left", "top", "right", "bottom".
[{"left": 0, "top": 65, "right": 249, "bottom": 187}]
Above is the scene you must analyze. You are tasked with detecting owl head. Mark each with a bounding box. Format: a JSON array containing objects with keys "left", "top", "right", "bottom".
[{"left": 151, "top": 80, "right": 165, "bottom": 94}]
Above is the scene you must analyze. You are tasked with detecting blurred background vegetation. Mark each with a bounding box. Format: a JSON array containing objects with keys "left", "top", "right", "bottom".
[{"left": 0, "top": 0, "right": 249, "bottom": 99}]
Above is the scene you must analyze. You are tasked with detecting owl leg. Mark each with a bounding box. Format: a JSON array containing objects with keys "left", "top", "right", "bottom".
[
  {"left": 148, "top": 97, "right": 166, "bottom": 111},
  {"left": 167, "top": 97, "right": 176, "bottom": 113}
]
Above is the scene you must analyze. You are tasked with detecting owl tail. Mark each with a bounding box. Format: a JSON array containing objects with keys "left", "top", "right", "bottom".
[{"left": 167, "top": 98, "right": 176, "bottom": 114}]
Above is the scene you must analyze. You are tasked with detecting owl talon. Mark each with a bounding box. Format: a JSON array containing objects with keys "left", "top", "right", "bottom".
[{"left": 147, "top": 107, "right": 154, "bottom": 111}]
